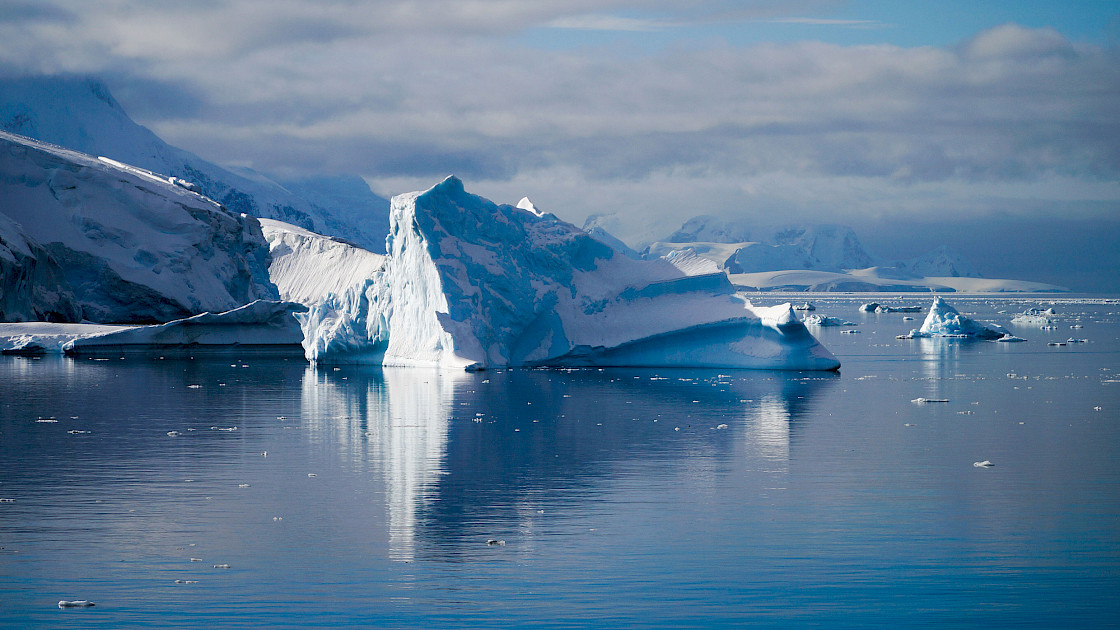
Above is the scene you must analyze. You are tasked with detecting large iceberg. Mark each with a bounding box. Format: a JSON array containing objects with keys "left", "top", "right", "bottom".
[
  {"left": 0, "top": 130, "right": 277, "bottom": 323},
  {"left": 293, "top": 177, "right": 840, "bottom": 371}
]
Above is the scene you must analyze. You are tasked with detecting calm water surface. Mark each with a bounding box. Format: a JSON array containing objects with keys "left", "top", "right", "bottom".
[{"left": 1, "top": 295, "right": 1118, "bottom": 628}]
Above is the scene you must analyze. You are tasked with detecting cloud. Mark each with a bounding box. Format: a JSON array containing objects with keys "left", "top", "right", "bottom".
[{"left": 0, "top": 2, "right": 1116, "bottom": 287}]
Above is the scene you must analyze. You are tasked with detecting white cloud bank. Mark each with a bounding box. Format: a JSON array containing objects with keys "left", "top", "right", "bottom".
[{"left": 1, "top": 1, "right": 1118, "bottom": 288}]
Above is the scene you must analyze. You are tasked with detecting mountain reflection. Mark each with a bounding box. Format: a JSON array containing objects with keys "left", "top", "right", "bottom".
[{"left": 311, "top": 367, "right": 836, "bottom": 562}]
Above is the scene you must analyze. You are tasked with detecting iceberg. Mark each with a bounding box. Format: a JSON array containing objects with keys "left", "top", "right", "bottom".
[
  {"left": 0, "top": 130, "right": 277, "bottom": 323},
  {"left": 802, "top": 314, "right": 856, "bottom": 327},
  {"left": 294, "top": 177, "right": 840, "bottom": 371},
  {"left": 901, "top": 297, "right": 1008, "bottom": 340}
]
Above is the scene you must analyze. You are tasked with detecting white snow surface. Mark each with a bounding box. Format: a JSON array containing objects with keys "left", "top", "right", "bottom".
[
  {"left": 297, "top": 176, "right": 840, "bottom": 370},
  {"left": 0, "top": 131, "right": 277, "bottom": 323}
]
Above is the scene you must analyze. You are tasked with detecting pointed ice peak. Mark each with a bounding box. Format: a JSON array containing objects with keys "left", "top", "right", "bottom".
[
  {"left": 517, "top": 197, "right": 540, "bottom": 215},
  {"left": 432, "top": 175, "right": 465, "bottom": 195}
]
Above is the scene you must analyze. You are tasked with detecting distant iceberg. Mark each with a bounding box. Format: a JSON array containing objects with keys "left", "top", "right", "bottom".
[
  {"left": 291, "top": 177, "right": 840, "bottom": 371},
  {"left": 899, "top": 297, "right": 1008, "bottom": 340}
]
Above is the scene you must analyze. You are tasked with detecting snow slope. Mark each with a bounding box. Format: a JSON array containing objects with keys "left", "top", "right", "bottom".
[
  {"left": 0, "top": 130, "right": 277, "bottom": 323},
  {"left": 297, "top": 177, "right": 840, "bottom": 370},
  {"left": 260, "top": 218, "right": 386, "bottom": 306},
  {"left": 0, "top": 75, "right": 390, "bottom": 252}
]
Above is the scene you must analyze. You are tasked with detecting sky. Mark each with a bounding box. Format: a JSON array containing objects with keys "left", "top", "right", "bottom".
[{"left": 2, "top": 0, "right": 1119, "bottom": 289}]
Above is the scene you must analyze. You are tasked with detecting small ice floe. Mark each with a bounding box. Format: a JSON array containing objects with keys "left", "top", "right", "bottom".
[
  {"left": 715, "top": 423, "right": 729, "bottom": 430},
  {"left": 911, "top": 398, "right": 949, "bottom": 403},
  {"left": 211, "top": 426, "right": 237, "bottom": 431},
  {"left": 238, "top": 483, "right": 250, "bottom": 488},
  {"left": 187, "top": 384, "right": 202, "bottom": 389},
  {"left": 35, "top": 417, "right": 57, "bottom": 423},
  {"left": 190, "top": 558, "right": 202, "bottom": 562},
  {"left": 273, "top": 516, "right": 283, "bottom": 521},
  {"left": 58, "top": 600, "right": 95, "bottom": 608},
  {"left": 0, "top": 498, "right": 15, "bottom": 503},
  {"left": 486, "top": 539, "right": 506, "bottom": 546},
  {"left": 995, "top": 334, "right": 1026, "bottom": 342},
  {"left": 802, "top": 314, "right": 855, "bottom": 327},
  {"left": 973, "top": 460, "right": 995, "bottom": 468},
  {"left": 307, "top": 473, "right": 317, "bottom": 478},
  {"left": 1047, "top": 342, "right": 1066, "bottom": 347},
  {"left": 67, "top": 430, "right": 90, "bottom": 434},
  {"left": 792, "top": 303, "right": 815, "bottom": 311},
  {"left": 1070, "top": 324, "right": 1084, "bottom": 329},
  {"left": 1094, "top": 406, "right": 1103, "bottom": 411},
  {"left": 167, "top": 430, "right": 181, "bottom": 437},
  {"left": 174, "top": 580, "right": 199, "bottom": 584},
  {"left": 840, "top": 329, "right": 861, "bottom": 334},
  {"left": 213, "top": 564, "right": 230, "bottom": 569},
  {"left": 1067, "top": 338, "right": 1088, "bottom": 343}
]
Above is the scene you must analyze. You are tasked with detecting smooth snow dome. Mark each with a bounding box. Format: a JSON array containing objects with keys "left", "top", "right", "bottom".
[
  {"left": 912, "top": 297, "right": 1007, "bottom": 339},
  {"left": 0, "top": 131, "right": 277, "bottom": 323},
  {"left": 297, "top": 176, "right": 840, "bottom": 370}
]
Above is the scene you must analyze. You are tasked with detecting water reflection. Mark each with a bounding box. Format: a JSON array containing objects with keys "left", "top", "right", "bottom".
[{"left": 309, "top": 367, "right": 836, "bottom": 561}]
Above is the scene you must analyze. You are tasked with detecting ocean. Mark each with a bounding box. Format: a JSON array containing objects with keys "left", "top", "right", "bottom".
[{"left": 1, "top": 295, "right": 1118, "bottom": 628}]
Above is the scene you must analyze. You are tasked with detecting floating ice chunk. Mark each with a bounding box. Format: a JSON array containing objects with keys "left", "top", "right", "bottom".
[
  {"left": 167, "top": 430, "right": 181, "bottom": 437},
  {"left": 486, "top": 539, "right": 506, "bottom": 546},
  {"left": 973, "top": 460, "right": 994, "bottom": 467},
  {"left": 802, "top": 314, "right": 855, "bottom": 326},
  {"left": 174, "top": 579, "right": 199, "bottom": 584},
  {"left": 858, "top": 303, "right": 879, "bottom": 312},
  {"left": 995, "top": 334, "right": 1026, "bottom": 342},
  {"left": 911, "top": 398, "right": 949, "bottom": 403},
  {"left": 792, "top": 303, "right": 815, "bottom": 311},
  {"left": 715, "top": 423, "right": 729, "bottom": 429},
  {"left": 911, "top": 297, "right": 1006, "bottom": 340},
  {"left": 213, "top": 564, "right": 230, "bottom": 569},
  {"left": 58, "top": 600, "right": 95, "bottom": 608},
  {"left": 190, "top": 558, "right": 202, "bottom": 562}
]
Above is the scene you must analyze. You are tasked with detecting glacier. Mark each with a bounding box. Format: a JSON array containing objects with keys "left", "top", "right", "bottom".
[
  {"left": 0, "top": 75, "right": 390, "bottom": 253},
  {"left": 0, "top": 130, "right": 277, "bottom": 323},
  {"left": 287, "top": 177, "right": 840, "bottom": 371}
]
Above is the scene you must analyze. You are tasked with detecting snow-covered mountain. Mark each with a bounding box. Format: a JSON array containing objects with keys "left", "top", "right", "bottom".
[
  {"left": 655, "top": 218, "right": 879, "bottom": 274},
  {"left": 0, "top": 75, "right": 390, "bottom": 252},
  {"left": 284, "top": 177, "right": 840, "bottom": 370},
  {"left": 0, "top": 130, "right": 277, "bottom": 323},
  {"left": 643, "top": 214, "right": 1029, "bottom": 291}
]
